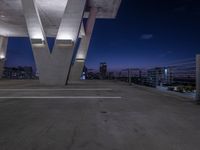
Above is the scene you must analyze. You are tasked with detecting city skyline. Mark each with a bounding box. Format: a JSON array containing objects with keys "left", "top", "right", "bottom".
[
  {"left": 1, "top": 1, "right": 200, "bottom": 149},
  {"left": 5, "top": 0, "right": 200, "bottom": 70}
]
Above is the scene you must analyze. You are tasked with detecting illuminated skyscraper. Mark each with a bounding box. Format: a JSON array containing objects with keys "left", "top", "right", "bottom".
[{"left": 100, "top": 62, "right": 107, "bottom": 78}]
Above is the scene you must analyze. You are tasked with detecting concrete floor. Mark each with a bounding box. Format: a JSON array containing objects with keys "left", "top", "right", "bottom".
[{"left": 0, "top": 80, "right": 200, "bottom": 150}]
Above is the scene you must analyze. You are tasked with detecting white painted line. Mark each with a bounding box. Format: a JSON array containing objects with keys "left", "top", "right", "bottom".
[
  {"left": 0, "top": 96, "right": 122, "bottom": 99},
  {"left": 0, "top": 88, "right": 112, "bottom": 91}
]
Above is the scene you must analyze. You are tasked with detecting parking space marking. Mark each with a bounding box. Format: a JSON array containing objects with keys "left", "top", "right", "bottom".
[
  {"left": 0, "top": 96, "right": 122, "bottom": 99},
  {"left": 0, "top": 88, "right": 113, "bottom": 91}
]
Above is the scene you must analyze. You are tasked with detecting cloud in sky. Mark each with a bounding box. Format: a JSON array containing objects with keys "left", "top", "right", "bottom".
[{"left": 140, "top": 34, "right": 153, "bottom": 40}]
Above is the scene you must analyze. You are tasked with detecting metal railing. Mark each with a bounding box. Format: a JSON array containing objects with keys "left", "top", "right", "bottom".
[
  {"left": 114, "top": 57, "right": 197, "bottom": 100},
  {"left": 86, "top": 55, "right": 200, "bottom": 103}
]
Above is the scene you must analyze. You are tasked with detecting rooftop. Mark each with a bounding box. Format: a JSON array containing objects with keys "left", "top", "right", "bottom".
[{"left": 0, "top": 80, "right": 199, "bottom": 149}]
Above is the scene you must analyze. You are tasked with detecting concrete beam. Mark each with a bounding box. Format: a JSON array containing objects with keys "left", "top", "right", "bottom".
[
  {"left": 69, "top": 7, "right": 97, "bottom": 82},
  {"left": 21, "top": 0, "right": 86, "bottom": 85},
  {"left": 0, "top": 36, "right": 8, "bottom": 78}
]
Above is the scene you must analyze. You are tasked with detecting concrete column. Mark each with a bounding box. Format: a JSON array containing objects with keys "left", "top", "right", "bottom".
[
  {"left": 21, "top": 0, "right": 86, "bottom": 85},
  {"left": 0, "top": 36, "right": 8, "bottom": 78},
  {"left": 79, "top": 22, "right": 86, "bottom": 38},
  {"left": 196, "top": 54, "right": 200, "bottom": 103},
  {"left": 69, "top": 7, "right": 97, "bottom": 82}
]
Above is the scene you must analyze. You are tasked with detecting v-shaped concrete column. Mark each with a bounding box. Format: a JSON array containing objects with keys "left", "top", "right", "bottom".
[
  {"left": 21, "top": 0, "right": 86, "bottom": 85},
  {"left": 69, "top": 7, "right": 97, "bottom": 82},
  {"left": 0, "top": 36, "right": 8, "bottom": 78}
]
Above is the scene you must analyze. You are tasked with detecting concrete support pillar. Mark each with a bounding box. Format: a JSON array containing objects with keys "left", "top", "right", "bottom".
[
  {"left": 69, "top": 7, "right": 97, "bottom": 82},
  {"left": 21, "top": 0, "right": 86, "bottom": 85},
  {"left": 0, "top": 36, "right": 8, "bottom": 78},
  {"left": 196, "top": 54, "right": 200, "bottom": 103}
]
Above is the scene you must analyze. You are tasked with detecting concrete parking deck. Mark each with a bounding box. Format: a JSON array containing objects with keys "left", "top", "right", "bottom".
[{"left": 0, "top": 80, "right": 200, "bottom": 150}]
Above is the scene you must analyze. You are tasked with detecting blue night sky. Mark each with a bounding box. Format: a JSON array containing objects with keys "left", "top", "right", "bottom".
[{"left": 5, "top": 0, "right": 200, "bottom": 70}]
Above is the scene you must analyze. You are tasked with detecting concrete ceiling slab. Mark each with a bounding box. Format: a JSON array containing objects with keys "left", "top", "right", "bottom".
[{"left": 0, "top": 0, "right": 122, "bottom": 37}]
